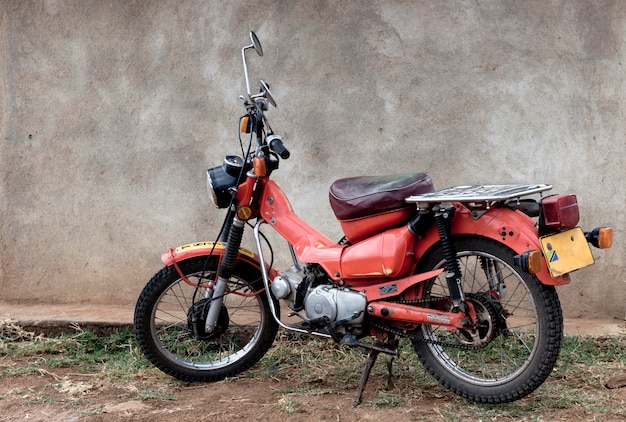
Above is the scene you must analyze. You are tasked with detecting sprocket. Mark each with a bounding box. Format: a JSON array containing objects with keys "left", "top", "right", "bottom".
[
  {"left": 370, "top": 293, "right": 507, "bottom": 350},
  {"left": 451, "top": 293, "right": 500, "bottom": 348}
]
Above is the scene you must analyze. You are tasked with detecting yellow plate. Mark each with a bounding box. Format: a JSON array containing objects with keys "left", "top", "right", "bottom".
[{"left": 540, "top": 227, "right": 594, "bottom": 277}]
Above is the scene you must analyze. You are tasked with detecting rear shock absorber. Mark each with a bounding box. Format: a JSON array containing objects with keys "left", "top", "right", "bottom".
[{"left": 433, "top": 205, "right": 465, "bottom": 312}]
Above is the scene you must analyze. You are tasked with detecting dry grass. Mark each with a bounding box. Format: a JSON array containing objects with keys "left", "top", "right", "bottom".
[{"left": 1, "top": 321, "right": 625, "bottom": 420}]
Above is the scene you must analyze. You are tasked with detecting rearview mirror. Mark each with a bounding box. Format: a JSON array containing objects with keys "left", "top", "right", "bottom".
[
  {"left": 250, "top": 32, "right": 263, "bottom": 57},
  {"left": 242, "top": 32, "right": 263, "bottom": 96}
]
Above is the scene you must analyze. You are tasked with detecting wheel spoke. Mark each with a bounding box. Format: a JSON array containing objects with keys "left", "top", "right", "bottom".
[
  {"left": 411, "top": 238, "right": 562, "bottom": 403},
  {"left": 134, "top": 257, "right": 279, "bottom": 381}
]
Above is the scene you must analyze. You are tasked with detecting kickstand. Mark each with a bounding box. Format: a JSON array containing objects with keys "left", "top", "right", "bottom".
[{"left": 352, "top": 336, "right": 399, "bottom": 407}]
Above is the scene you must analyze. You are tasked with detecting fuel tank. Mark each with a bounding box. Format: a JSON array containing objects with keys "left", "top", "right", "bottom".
[{"left": 340, "top": 226, "right": 415, "bottom": 278}]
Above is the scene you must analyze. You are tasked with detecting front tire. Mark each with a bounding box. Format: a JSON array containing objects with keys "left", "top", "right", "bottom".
[
  {"left": 134, "top": 256, "right": 279, "bottom": 382},
  {"left": 412, "top": 237, "right": 563, "bottom": 403}
]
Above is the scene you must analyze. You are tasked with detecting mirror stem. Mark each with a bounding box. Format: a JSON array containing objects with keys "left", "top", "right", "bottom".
[{"left": 242, "top": 46, "right": 252, "bottom": 96}]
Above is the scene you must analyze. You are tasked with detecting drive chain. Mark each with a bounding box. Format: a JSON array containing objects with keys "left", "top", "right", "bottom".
[{"left": 370, "top": 296, "right": 486, "bottom": 351}]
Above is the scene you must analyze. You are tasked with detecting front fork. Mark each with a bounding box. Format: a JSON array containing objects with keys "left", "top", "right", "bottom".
[
  {"left": 203, "top": 216, "right": 246, "bottom": 334},
  {"left": 433, "top": 205, "right": 466, "bottom": 311}
]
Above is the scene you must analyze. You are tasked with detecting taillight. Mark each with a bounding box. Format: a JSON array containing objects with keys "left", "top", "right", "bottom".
[{"left": 541, "top": 194, "right": 579, "bottom": 231}]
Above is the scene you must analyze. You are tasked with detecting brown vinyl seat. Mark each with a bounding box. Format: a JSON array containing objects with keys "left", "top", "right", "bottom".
[{"left": 329, "top": 173, "right": 434, "bottom": 221}]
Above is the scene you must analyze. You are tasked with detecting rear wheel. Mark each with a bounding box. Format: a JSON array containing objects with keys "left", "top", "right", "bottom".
[
  {"left": 134, "top": 256, "right": 279, "bottom": 381},
  {"left": 412, "top": 237, "right": 563, "bottom": 403}
]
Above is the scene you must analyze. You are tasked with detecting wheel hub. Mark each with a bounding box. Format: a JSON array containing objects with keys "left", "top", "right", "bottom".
[
  {"left": 452, "top": 293, "right": 502, "bottom": 348},
  {"left": 187, "top": 299, "right": 229, "bottom": 340}
]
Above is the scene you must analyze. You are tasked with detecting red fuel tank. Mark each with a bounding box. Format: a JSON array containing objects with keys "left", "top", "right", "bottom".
[{"left": 340, "top": 226, "right": 415, "bottom": 278}]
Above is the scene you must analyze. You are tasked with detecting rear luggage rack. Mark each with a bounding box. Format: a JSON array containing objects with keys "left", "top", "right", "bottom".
[{"left": 406, "top": 184, "right": 552, "bottom": 209}]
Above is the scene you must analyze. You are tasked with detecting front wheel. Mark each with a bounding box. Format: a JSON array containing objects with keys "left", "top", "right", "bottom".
[
  {"left": 412, "top": 237, "right": 563, "bottom": 403},
  {"left": 133, "top": 256, "right": 279, "bottom": 382}
]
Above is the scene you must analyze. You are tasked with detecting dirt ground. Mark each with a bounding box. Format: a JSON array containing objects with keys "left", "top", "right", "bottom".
[
  {"left": 0, "top": 369, "right": 443, "bottom": 422},
  {"left": 0, "top": 366, "right": 621, "bottom": 422},
  {"left": 1, "top": 305, "right": 624, "bottom": 421},
  {"left": 1, "top": 354, "right": 626, "bottom": 422}
]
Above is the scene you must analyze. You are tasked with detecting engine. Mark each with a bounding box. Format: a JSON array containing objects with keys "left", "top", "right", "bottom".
[
  {"left": 271, "top": 266, "right": 367, "bottom": 325},
  {"left": 304, "top": 285, "right": 366, "bottom": 325}
]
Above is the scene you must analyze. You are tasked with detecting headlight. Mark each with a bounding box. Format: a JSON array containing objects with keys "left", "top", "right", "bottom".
[{"left": 206, "top": 155, "right": 245, "bottom": 208}]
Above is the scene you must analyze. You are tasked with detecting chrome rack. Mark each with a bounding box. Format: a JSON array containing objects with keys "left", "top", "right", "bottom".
[{"left": 406, "top": 184, "right": 552, "bottom": 209}]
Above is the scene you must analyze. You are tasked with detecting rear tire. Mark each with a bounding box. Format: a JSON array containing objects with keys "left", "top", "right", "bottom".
[
  {"left": 134, "top": 256, "right": 279, "bottom": 382},
  {"left": 412, "top": 237, "right": 562, "bottom": 403}
]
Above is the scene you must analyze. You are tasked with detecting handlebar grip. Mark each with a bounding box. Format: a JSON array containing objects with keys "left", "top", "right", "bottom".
[{"left": 269, "top": 135, "right": 290, "bottom": 159}]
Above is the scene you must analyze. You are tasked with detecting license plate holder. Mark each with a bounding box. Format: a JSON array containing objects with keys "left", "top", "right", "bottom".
[{"left": 540, "top": 227, "right": 594, "bottom": 277}]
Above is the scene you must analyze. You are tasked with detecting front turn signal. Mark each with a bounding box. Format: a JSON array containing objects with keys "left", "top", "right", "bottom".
[
  {"left": 585, "top": 227, "right": 613, "bottom": 249},
  {"left": 237, "top": 206, "right": 253, "bottom": 220},
  {"left": 514, "top": 250, "right": 543, "bottom": 274},
  {"left": 253, "top": 156, "right": 267, "bottom": 177},
  {"left": 240, "top": 115, "right": 251, "bottom": 133}
]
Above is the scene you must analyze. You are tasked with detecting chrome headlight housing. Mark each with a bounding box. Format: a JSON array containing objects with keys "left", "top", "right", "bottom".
[{"left": 206, "top": 155, "right": 245, "bottom": 208}]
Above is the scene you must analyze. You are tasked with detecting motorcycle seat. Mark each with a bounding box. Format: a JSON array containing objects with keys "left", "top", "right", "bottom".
[{"left": 329, "top": 173, "right": 434, "bottom": 221}]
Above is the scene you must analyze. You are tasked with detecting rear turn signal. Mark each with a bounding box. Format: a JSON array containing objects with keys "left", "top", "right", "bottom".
[
  {"left": 586, "top": 227, "right": 613, "bottom": 249},
  {"left": 514, "top": 250, "right": 542, "bottom": 274}
]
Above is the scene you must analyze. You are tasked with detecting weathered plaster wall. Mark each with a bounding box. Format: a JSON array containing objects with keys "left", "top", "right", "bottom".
[{"left": 1, "top": 0, "right": 624, "bottom": 318}]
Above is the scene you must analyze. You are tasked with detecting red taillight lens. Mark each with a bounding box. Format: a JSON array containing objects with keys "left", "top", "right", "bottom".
[{"left": 541, "top": 194, "right": 579, "bottom": 231}]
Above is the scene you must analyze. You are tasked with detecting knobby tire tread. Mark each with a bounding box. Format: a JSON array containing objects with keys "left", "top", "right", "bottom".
[
  {"left": 413, "top": 236, "right": 563, "bottom": 404},
  {"left": 134, "top": 257, "right": 279, "bottom": 382}
]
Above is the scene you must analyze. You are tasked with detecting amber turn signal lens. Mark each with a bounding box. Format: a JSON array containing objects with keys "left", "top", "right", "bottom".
[
  {"left": 597, "top": 228, "right": 612, "bottom": 249},
  {"left": 586, "top": 227, "right": 613, "bottom": 249},
  {"left": 514, "top": 250, "right": 542, "bottom": 274},
  {"left": 526, "top": 250, "right": 543, "bottom": 274},
  {"left": 253, "top": 156, "right": 267, "bottom": 177},
  {"left": 240, "top": 115, "right": 251, "bottom": 133},
  {"left": 237, "top": 206, "right": 253, "bottom": 220}
]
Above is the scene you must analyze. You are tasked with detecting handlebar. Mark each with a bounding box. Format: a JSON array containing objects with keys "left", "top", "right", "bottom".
[
  {"left": 241, "top": 33, "right": 288, "bottom": 162},
  {"left": 268, "top": 135, "right": 290, "bottom": 159}
]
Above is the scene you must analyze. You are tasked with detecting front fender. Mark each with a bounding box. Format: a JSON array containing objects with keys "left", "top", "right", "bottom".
[
  {"left": 161, "top": 241, "right": 279, "bottom": 280},
  {"left": 414, "top": 205, "right": 570, "bottom": 286}
]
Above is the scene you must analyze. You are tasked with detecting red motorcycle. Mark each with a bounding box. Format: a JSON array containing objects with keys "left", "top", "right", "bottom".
[{"left": 134, "top": 32, "right": 612, "bottom": 405}]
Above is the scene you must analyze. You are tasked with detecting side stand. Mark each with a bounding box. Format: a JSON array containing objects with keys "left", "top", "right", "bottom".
[{"left": 352, "top": 335, "right": 399, "bottom": 407}]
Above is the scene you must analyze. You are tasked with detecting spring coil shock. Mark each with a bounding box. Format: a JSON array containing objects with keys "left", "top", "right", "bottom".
[
  {"left": 433, "top": 206, "right": 465, "bottom": 308},
  {"left": 200, "top": 216, "right": 245, "bottom": 335},
  {"left": 219, "top": 217, "right": 245, "bottom": 280},
  {"left": 219, "top": 207, "right": 236, "bottom": 243}
]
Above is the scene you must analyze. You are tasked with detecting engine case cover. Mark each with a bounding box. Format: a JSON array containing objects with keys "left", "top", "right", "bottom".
[{"left": 304, "top": 286, "right": 366, "bottom": 324}]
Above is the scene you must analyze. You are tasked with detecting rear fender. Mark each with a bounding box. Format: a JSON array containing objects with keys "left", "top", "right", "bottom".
[
  {"left": 414, "top": 204, "right": 571, "bottom": 286},
  {"left": 162, "top": 242, "right": 279, "bottom": 282}
]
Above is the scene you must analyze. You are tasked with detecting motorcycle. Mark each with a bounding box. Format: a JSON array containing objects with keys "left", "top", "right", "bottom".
[{"left": 133, "top": 32, "right": 612, "bottom": 406}]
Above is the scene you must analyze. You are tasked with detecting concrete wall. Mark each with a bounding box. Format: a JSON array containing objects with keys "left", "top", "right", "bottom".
[{"left": 1, "top": 0, "right": 624, "bottom": 319}]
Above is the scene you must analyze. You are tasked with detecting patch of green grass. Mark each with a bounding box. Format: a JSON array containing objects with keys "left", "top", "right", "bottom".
[
  {"left": 139, "top": 388, "right": 178, "bottom": 401},
  {"left": 0, "top": 321, "right": 150, "bottom": 385},
  {"left": 275, "top": 396, "right": 301, "bottom": 415}
]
